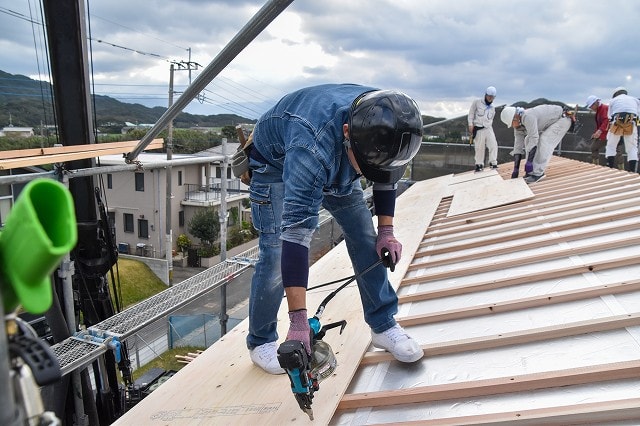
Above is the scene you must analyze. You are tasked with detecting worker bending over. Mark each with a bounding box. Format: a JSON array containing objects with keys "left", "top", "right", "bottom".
[
  {"left": 501, "top": 104, "right": 573, "bottom": 183},
  {"left": 243, "top": 84, "right": 425, "bottom": 374}
]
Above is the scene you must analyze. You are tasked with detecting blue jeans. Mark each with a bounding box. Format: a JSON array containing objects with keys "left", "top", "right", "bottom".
[{"left": 246, "top": 162, "right": 399, "bottom": 349}]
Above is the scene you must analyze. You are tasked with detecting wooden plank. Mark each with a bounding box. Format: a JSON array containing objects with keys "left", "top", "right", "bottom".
[
  {"left": 429, "top": 177, "right": 639, "bottom": 232},
  {"left": 447, "top": 177, "right": 534, "bottom": 216},
  {"left": 0, "top": 140, "right": 162, "bottom": 159},
  {"left": 338, "top": 359, "right": 640, "bottom": 410},
  {"left": 417, "top": 207, "right": 640, "bottom": 256},
  {"left": 400, "top": 254, "right": 640, "bottom": 295},
  {"left": 422, "top": 197, "right": 640, "bottom": 245},
  {"left": 398, "top": 279, "right": 640, "bottom": 322},
  {"left": 110, "top": 175, "right": 450, "bottom": 426},
  {"left": 409, "top": 234, "right": 640, "bottom": 282},
  {"left": 363, "top": 312, "right": 640, "bottom": 364},
  {"left": 413, "top": 218, "right": 640, "bottom": 264},
  {"left": 0, "top": 139, "right": 164, "bottom": 170},
  {"left": 384, "top": 397, "right": 640, "bottom": 425}
]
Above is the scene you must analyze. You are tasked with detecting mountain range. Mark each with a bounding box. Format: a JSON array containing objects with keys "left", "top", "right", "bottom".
[
  {"left": 0, "top": 69, "right": 578, "bottom": 136},
  {"left": 0, "top": 70, "right": 254, "bottom": 131}
]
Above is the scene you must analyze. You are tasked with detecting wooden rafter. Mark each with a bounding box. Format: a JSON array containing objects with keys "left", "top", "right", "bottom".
[
  {"left": 0, "top": 139, "right": 164, "bottom": 170},
  {"left": 398, "top": 279, "right": 640, "bottom": 322},
  {"left": 363, "top": 312, "right": 640, "bottom": 364},
  {"left": 338, "top": 359, "right": 640, "bottom": 410}
]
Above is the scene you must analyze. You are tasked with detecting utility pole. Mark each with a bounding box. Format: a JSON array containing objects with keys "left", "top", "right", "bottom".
[
  {"left": 219, "top": 138, "right": 228, "bottom": 335},
  {"left": 166, "top": 59, "right": 200, "bottom": 285},
  {"left": 166, "top": 64, "right": 175, "bottom": 285}
]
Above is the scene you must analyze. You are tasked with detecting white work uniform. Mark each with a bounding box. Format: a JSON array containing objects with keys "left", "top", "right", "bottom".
[
  {"left": 468, "top": 98, "right": 498, "bottom": 166},
  {"left": 606, "top": 94, "right": 640, "bottom": 161},
  {"left": 512, "top": 105, "right": 571, "bottom": 177}
]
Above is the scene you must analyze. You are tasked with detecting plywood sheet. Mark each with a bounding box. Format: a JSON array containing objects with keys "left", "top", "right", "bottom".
[
  {"left": 447, "top": 176, "right": 534, "bottom": 216},
  {"left": 112, "top": 176, "right": 452, "bottom": 425}
]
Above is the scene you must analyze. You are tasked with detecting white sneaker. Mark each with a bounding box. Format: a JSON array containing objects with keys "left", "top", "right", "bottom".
[
  {"left": 371, "top": 324, "right": 423, "bottom": 363},
  {"left": 250, "top": 342, "right": 285, "bottom": 375}
]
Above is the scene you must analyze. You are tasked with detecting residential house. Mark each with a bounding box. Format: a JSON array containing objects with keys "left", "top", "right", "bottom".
[
  {"left": 0, "top": 125, "right": 34, "bottom": 138},
  {"left": 98, "top": 148, "right": 249, "bottom": 259}
]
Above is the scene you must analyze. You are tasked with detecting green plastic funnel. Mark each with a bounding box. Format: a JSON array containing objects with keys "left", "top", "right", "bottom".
[{"left": 0, "top": 179, "right": 77, "bottom": 314}]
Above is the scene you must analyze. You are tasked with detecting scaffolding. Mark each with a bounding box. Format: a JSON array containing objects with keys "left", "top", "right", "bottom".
[{"left": 51, "top": 246, "right": 259, "bottom": 376}]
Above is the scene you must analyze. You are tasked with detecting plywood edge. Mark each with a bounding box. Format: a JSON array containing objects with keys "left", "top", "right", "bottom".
[{"left": 447, "top": 176, "right": 534, "bottom": 217}]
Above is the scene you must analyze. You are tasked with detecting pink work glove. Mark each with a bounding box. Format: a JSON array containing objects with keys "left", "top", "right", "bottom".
[
  {"left": 286, "top": 309, "right": 311, "bottom": 355},
  {"left": 376, "top": 225, "right": 402, "bottom": 272}
]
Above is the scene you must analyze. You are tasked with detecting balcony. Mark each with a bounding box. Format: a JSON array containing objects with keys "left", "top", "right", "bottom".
[{"left": 183, "top": 180, "right": 248, "bottom": 204}]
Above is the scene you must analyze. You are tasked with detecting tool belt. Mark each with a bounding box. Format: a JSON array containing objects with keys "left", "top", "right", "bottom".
[
  {"left": 469, "top": 125, "right": 484, "bottom": 144},
  {"left": 231, "top": 130, "right": 253, "bottom": 185},
  {"left": 610, "top": 112, "right": 637, "bottom": 136}
]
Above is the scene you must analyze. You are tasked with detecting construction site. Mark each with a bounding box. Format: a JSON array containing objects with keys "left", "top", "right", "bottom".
[{"left": 2, "top": 1, "right": 640, "bottom": 425}]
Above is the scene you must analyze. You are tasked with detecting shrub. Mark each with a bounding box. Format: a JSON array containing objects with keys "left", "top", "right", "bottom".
[{"left": 176, "top": 234, "right": 192, "bottom": 254}]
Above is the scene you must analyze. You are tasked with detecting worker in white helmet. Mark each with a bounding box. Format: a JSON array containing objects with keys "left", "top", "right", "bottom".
[
  {"left": 606, "top": 87, "right": 640, "bottom": 172},
  {"left": 467, "top": 86, "right": 498, "bottom": 172},
  {"left": 500, "top": 104, "right": 573, "bottom": 183}
]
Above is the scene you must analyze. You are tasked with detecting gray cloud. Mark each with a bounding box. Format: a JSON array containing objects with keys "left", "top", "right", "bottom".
[{"left": 1, "top": 0, "right": 639, "bottom": 119}]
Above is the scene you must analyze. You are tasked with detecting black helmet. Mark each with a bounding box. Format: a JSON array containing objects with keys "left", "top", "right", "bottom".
[{"left": 348, "top": 90, "right": 423, "bottom": 184}]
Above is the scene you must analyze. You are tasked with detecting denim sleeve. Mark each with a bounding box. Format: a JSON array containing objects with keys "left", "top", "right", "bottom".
[{"left": 281, "top": 145, "right": 325, "bottom": 248}]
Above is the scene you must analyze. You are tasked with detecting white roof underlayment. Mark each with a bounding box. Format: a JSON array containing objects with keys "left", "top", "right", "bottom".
[{"left": 115, "top": 155, "right": 640, "bottom": 425}]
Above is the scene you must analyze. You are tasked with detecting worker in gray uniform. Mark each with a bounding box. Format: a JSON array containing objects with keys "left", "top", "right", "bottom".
[
  {"left": 467, "top": 86, "right": 498, "bottom": 172},
  {"left": 501, "top": 104, "right": 573, "bottom": 183}
]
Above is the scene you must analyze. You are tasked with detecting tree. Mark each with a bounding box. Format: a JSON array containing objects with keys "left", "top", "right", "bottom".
[
  {"left": 221, "top": 125, "right": 237, "bottom": 141},
  {"left": 187, "top": 208, "right": 220, "bottom": 249}
]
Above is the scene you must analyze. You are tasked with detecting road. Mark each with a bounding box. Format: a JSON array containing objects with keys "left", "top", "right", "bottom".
[{"left": 129, "top": 216, "right": 344, "bottom": 361}]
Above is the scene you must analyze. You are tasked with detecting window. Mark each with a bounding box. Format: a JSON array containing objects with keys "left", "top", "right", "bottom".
[
  {"left": 178, "top": 210, "right": 185, "bottom": 227},
  {"left": 107, "top": 174, "right": 113, "bottom": 189},
  {"left": 123, "top": 213, "right": 134, "bottom": 233},
  {"left": 138, "top": 219, "right": 149, "bottom": 238},
  {"left": 215, "top": 167, "right": 231, "bottom": 179},
  {"left": 135, "top": 172, "right": 145, "bottom": 192},
  {"left": 178, "top": 170, "right": 183, "bottom": 186}
]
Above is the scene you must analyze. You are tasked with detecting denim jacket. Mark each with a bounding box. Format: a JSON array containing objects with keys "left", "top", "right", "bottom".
[{"left": 251, "top": 84, "right": 378, "bottom": 243}]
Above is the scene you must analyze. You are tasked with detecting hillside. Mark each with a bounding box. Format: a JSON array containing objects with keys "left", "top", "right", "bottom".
[
  {"left": 1, "top": 70, "right": 584, "bottom": 137},
  {"left": 0, "top": 70, "right": 254, "bottom": 130}
]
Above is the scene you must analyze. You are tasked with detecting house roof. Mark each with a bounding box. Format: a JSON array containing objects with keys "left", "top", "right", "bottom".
[{"left": 113, "top": 155, "right": 640, "bottom": 425}]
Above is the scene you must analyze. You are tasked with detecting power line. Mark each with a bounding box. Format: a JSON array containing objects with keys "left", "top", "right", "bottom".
[
  {"left": 0, "top": 6, "right": 40, "bottom": 24},
  {"left": 90, "top": 38, "right": 173, "bottom": 62},
  {"left": 91, "top": 13, "right": 189, "bottom": 52}
]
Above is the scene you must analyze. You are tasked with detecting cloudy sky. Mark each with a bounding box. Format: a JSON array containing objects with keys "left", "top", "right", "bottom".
[{"left": 1, "top": 0, "right": 639, "bottom": 120}]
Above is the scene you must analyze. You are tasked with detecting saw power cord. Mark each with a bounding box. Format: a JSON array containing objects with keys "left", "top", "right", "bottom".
[{"left": 311, "top": 258, "right": 384, "bottom": 319}]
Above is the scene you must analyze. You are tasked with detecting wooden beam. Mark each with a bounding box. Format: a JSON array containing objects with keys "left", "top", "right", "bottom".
[
  {"left": 0, "top": 139, "right": 164, "bottom": 170},
  {"left": 409, "top": 235, "right": 639, "bottom": 281},
  {"left": 338, "top": 359, "right": 640, "bottom": 410},
  {"left": 429, "top": 174, "right": 637, "bottom": 231},
  {"left": 401, "top": 253, "right": 640, "bottom": 292},
  {"left": 398, "top": 279, "right": 640, "bottom": 323},
  {"left": 413, "top": 219, "right": 639, "bottom": 265},
  {"left": 420, "top": 198, "right": 640, "bottom": 247},
  {"left": 362, "top": 312, "right": 640, "bottom": 365}
]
